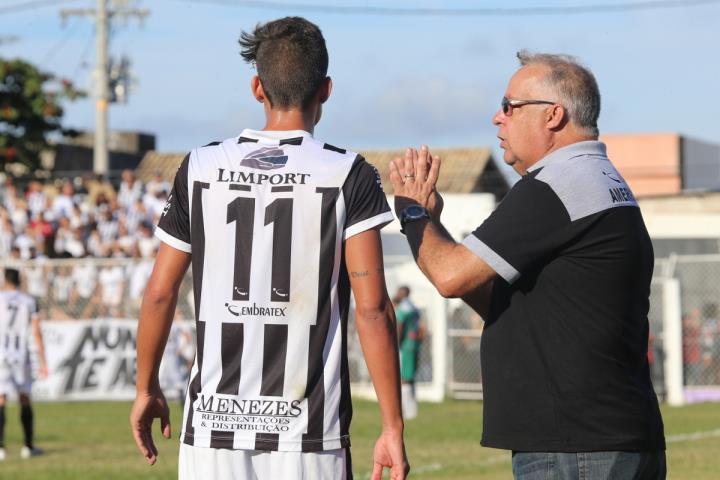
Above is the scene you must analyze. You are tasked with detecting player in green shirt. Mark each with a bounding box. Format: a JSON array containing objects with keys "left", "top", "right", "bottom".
[{"left": 393, "top": 286, "right": 424, "bottom": 419}]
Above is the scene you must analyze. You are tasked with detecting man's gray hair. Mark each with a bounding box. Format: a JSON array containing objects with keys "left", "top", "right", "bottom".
[{"left": 517, "top": 50, "right": 600, "bottom": 137}]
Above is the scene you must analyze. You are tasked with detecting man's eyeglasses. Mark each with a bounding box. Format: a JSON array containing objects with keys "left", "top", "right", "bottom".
[{"left": 501, "top": 96, "right": 556, "bottom": 116}]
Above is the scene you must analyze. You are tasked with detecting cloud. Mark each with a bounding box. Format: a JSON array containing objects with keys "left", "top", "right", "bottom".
[{"left": 320, "top": 74, "right": 502, "bottom": 149}]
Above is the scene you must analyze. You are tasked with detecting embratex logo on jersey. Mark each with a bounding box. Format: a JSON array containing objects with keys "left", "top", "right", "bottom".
[
  {"left": 240, "top": 147, "right": 289, "bottom": 170},
  {"left": 224, "top": 302, "right": 287, "bottom": 317}
]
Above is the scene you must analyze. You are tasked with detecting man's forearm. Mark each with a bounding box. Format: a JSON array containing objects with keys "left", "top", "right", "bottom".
[
  {"left": 404, "top": 218, "right": 467, "bottom": 295},
  {"left": 135, "top": 291, "right": 178, "bottom": 394},
  {"left": 356, "top": 302, "right": 404, "bottom": 432}
]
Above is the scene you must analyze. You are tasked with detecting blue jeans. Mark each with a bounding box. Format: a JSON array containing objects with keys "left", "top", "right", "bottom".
[{"left": 512, "top": 451, "right": 666, "bottom": 480}]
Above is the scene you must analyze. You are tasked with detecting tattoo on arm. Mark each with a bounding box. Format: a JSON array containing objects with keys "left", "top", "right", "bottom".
[{"left": 350, "top": 268, "right": 384, "bottom": 278}]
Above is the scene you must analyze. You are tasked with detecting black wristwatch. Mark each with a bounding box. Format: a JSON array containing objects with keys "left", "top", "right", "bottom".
[{"left": 399, "top": 205, "right": 430, "bottom": 234}]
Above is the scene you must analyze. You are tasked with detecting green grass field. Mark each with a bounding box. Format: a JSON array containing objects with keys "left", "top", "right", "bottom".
[{"left": 0, "top": 399, "right": 718, "bottom": 479}]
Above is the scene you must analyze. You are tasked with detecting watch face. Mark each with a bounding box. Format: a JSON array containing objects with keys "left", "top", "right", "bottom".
[{"left": 406, "top": 205, "right": 425, "bottom": 217}]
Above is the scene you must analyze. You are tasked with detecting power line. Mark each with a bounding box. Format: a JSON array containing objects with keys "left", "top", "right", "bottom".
[
  {"left": 41, "top": 18, "right": 82, "bottom": 65},
  {"left": 71, "top": 27, "right": 95, "bottom": 81},
  {"left": 175, "top": 0, "right": 720, "bottom": 16},
  {"left": 0, "top": 0, "right": 81, "bottom": 15}
]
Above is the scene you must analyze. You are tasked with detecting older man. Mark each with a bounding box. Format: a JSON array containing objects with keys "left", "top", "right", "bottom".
[{"left": 390, "top": 51, "right": 666, "bottom": 479}]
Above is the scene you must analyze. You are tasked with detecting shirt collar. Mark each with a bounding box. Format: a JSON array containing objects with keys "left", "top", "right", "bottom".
[
  {"left": 527, "top": 140, "right": 607, "bottom": 173},
  {"left": 239, "top": 129, "right": 313, "bottom": 144}
]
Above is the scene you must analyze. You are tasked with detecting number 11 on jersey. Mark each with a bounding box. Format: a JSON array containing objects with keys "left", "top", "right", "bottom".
[{"left": 225, "top": 185, "right": 296, "bottom": 304}]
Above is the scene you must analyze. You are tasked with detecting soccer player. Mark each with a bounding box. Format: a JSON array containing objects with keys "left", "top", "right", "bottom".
[
  {"left": 0, "top": 268, "right": 49, "bottom": 460},
  {"left": 392, "top": 286, "right": 423, "bottom": 420},
  {"left": 130, "top": 16, "right": 409, "bottom": 480}
]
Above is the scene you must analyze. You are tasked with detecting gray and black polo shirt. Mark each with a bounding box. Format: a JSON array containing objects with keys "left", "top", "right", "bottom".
[{"left": 464, "top": 141, "right": 665, "bottom": 452}]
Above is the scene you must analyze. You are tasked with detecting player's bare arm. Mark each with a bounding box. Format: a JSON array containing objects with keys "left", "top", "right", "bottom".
[
  {"left": 31, "top": 313, "right": 48, "bottom": 379},
  {"left": 346, "top": 228, "right": 409, "bottom": 480},
  {"left": 130, "top": 243, "right": 190, "bottom": 465},
  {"left": 389, "top": 147, "right": 497, "bottom": 311}
]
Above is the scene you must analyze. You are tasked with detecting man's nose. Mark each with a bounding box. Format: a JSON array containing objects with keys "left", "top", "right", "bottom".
[{"left": 492, "top": 109, "right": 504, "bottom": 126}]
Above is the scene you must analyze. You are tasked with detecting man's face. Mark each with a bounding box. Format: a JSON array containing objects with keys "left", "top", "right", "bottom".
[{"left": 492, "top": 65, "right": 553, "bottom": 175}]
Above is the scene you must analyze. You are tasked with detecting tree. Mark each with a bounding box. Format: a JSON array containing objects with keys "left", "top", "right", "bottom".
[{"left": 0, "top": 57, "right": 84, "bottom": 172}]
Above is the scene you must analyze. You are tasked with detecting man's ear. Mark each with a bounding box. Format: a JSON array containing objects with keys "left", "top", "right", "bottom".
[
  {"left": 546, "top": 104, "right": 567, "bottom": 130},
  {"left": 250, "top": 75, "right": 265, "bottom": 103},
  {"left": 318, "top": 76, "right": 332, "bottom": 104}
]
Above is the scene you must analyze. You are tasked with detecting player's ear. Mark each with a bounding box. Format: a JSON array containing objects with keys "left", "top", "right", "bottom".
[
  {"left": 318, "top": 76, "right": 332, "bottom": 104},
  {"left": 250, "top": 75, "right": 265, "bottom": 103}
]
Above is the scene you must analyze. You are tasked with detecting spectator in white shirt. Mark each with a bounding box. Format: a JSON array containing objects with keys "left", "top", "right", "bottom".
[
  {"left": 97, "top": 209, "right": 119, "bottom": 244},
  {"left": 14, "top": 225, "right": 36, "bottom": 260},
  {"left": 9, "top": 198, "right": 28, "bottom": 235},
  {"left": 25, "top": 181, "right": 46, "bottom": 219},
  {"left": 52, "top": 182, "right": 75, "bottom": 219},
  {"left": 85, "top": 227, "right": 105, "bottom": 258},
  {"left": 144, "top": 171, "right": 170, "bottom": 197},
  {"left": 53, "top": 217, "right": 74, "bottom": 256},
  {"left": 137, "top": 223, "right": 159, "bottom": 258},
  {"left": 118, "top": 169, "right": 143, "bottom": 210},
  {"left": 0, "top": 217, "right": 13, "bottom": 258},
  {"left": 64, "top": 228, "right": 86, "bottom": 258},
  {"left": 124, "top": 198, "right": 147, "bottom": 235},
  {"left": 115, "top": 221, "right": 136, "bottom": 256}
]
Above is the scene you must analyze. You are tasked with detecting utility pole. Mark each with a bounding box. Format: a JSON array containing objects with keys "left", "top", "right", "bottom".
[
  {"left": 60, "top": 1, "right": 149, "bottom": 175},
  {"left": 95, "top": 0, "right": 109, "bottom": 176}
]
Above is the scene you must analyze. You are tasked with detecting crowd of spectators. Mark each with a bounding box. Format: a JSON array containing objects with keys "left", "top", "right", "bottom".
[
  {"left": 0, "top": 169, "right": 169, "bottom": 261},
  {"left": 0, "top": 169, "right": 194, "bottom": 320}
]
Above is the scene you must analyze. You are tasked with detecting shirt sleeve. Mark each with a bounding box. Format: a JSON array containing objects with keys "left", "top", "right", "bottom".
[
  {"left": 342, "top": 155, "right": 394, "bottom": 239},
  {"left": 462, "top": 175, "right": 572, "bottom": 284},
  {"left": 155, "top": 154, "right": 192, "bottom": 252}
]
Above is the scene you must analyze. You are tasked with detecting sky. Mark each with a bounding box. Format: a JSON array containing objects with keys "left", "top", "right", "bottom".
[{"left": 2, "top": 0, "right": 720, "bottom": 165}]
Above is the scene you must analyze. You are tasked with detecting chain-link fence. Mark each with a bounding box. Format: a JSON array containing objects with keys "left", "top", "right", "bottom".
[
  {"left": 442, "top": 255, "right": 720, "bottom": 403},
  {"left": 668, "top": 255, "right": 720, "bottom": 402},
  {"left": 1, "top": 258, "right": 194, "bottom": 321},
  {"left": 447, "top": 300, "right": 483, "bottom": 399},
  {"left": 1, "top": 257, "right": 446, "bottom": 400},
  {"left": 4, "top": 254, "right": 720, "bottom": 404},
  {"left": 348, "top": 257, "right": 444, "bottom": 401},
  {"left": 647, "top": 279, "right": 667, "bottom": 399}
]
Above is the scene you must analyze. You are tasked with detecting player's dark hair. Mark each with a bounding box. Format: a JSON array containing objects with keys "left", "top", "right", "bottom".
[
  {"left": 392, "top": 285, "right": 411, "bottom": 304},
  {"left": 239, "top": 16, "right": 329, "bottom": 110},
  {"left": 4, "top": 268, "right": 20, "bottom": 287}
]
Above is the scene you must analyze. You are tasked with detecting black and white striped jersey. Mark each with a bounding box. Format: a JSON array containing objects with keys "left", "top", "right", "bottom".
[
  {"left": 0, "top": 290, "right": 37, "bottom": 367},
  {"left": 156, "top": 129, "right": 393, "bottom": 452}
]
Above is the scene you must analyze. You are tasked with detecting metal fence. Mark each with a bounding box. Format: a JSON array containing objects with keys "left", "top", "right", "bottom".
[
  {"left": 441, "top": 256, "right": 720, "bottom": 403},
  {"left": 2, "top": 258, "right": 195, "bottom": 321},
  {"left": 664, "top": 255, "right": 720, "bottom": 403},
  {"left": 447, "top": 300, "right": 483, "bottom": 399},
  {"left": 4, "top": 254, "right": 720, "bottom": 404}
]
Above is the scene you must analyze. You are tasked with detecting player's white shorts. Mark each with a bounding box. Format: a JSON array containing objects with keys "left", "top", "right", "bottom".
[
  {"left": 0, "top": 361, "right": 32, "bottom": 396},
  {"left": 178, "top": 444, "right": 351, "bottom": 480}
]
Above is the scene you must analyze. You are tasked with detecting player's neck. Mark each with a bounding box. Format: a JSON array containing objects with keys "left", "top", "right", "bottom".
[{"left": 262, "top": 108, "right": 317, "bottom": 135}]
